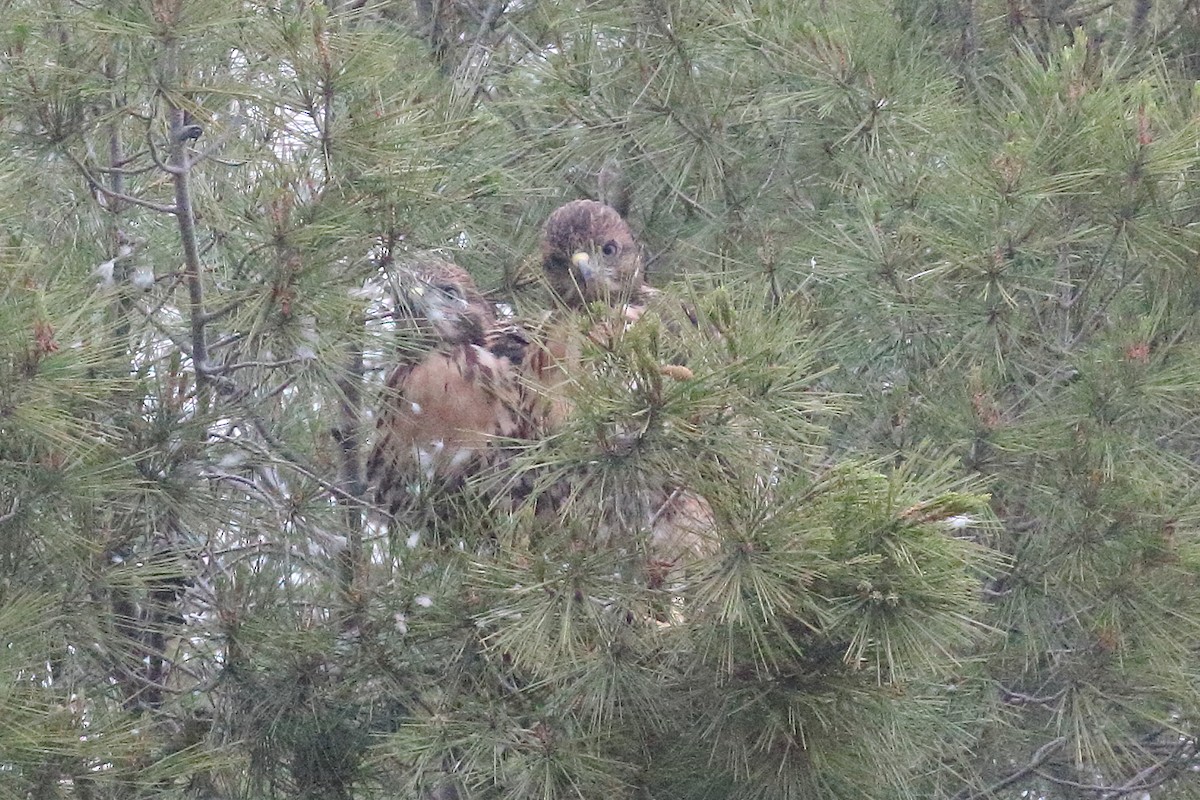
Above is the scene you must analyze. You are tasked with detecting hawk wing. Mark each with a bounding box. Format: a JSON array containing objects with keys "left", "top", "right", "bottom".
[{"left": 367, "top": 343, "right": 529, "bottom": 514}]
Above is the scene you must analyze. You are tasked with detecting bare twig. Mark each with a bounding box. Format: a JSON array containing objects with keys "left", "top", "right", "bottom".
[
  {"left": 218, "top": 357, "right": 309, "bottom": 374},
  {"left": 146, "top": 117, "right": 186, "bottom": 176},
  {"left": 1101, "top": 737, "right": 1194, "bottom": 799},
  {"left": 954, "top": 737, "right": 1067, "bottom": 800},
  {"left": 69, "top": 151, "right": 179, "bottom": 214},
  {"left": 88, "top": 153, "right": 159, "bottom": 177},
  {"left": 998, "top": 685, "right": 1068, "bottom": 707}
]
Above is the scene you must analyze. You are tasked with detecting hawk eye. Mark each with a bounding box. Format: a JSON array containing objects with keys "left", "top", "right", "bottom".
[
  {"left": 436, "top": 283, "right": 462, "bottom": 300},
  {"left": 601, "top": 241, "right": 619, "bottom": 257}
]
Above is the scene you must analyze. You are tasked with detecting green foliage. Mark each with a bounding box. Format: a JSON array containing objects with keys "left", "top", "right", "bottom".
[{"left": 3, "top": 0, "right": 1200, "bottom": 799}]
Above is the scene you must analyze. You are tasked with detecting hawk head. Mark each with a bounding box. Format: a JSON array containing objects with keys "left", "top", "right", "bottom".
[
  {"left": 396, "top": 258, "right": 492, "bottom": 346},
  {"left": 541, "top": 200, "right": 643, "bottom": 308}
]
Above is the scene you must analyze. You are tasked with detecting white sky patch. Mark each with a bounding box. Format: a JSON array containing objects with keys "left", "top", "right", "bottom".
[
  {"left": 295, "top": 315, "right": 319, "bottom": 361},
  {"left": 217, "top": 451, "right": 248, "bottom": 470},
  {"left": 93, "top": 258, "right": 116, "bottom": 287},
  {"left": 131, "top": 265, "right": 155, "bottom": 291}
]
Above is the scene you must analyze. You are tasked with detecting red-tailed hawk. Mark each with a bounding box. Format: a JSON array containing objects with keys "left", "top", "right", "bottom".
[
  {"left": 366, "top": 258, "right": 531, "bottom": 519},
  {"left": 365, "top": 212, "right": 712, "bottom": 572},
  {"left": 540, "top": 199, "right": 648, "bottom": 310},
  {"left": 531, "top": 200, "right": 715, "bottom": 570}
]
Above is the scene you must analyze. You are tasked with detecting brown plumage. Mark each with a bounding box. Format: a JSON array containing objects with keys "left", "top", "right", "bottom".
[
  {"left": 540, "top": 199, "right": 649, "bottom": 310},
  {"left": 365, "top": 211, "right": 713, "bottom": 571},
  {"left": 366, "top": 258, "right": 529, "bottom": 517},
  {"left": 530, "top": 200, "right": 715, "bottom": 566},
  {"left": 531, "top": 200, "right": 676, "bottom": 425}
]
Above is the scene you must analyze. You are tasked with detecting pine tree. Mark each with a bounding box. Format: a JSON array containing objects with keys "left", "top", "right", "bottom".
[{"left": 3, "top": 1, "right": 1200, "bottom": 799}]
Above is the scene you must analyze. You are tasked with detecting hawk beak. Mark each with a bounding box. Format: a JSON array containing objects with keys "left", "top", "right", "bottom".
[
  {"left": 400, "top": 279, "right": 426, "bottom": 303},
  {"left": 571, "top": 251, "right": 594, "bottom": 284}
]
